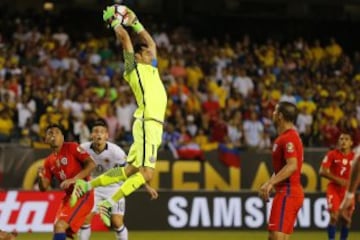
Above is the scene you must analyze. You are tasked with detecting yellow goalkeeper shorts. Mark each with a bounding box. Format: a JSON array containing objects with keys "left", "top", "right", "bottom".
[{"left": 127, "top": 118, "right": 163, "bottom": 168}]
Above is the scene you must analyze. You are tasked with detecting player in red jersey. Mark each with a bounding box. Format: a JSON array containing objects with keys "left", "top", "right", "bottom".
[
  {"left": 259, "top": 101, "right": 304, "bottom": 240},
  {"left": 38, "top": 124, "right": 96, "bottom": 240},
  {"left": 319, "top": 132, "right": 355, "bottom": 240}
]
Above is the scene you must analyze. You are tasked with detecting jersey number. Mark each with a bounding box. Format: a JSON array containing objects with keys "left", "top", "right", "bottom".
[{"left": 340, "top": 166, "right": 346, "bottom": 176}]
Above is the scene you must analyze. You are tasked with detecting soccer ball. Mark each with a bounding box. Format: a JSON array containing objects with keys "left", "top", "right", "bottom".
[{"left": 113, "top": 4, "right": 129, "bottom": 26}]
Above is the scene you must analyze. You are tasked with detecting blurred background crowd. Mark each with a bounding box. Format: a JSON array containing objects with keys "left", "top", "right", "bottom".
[{"left": 1, "top": 0, "right": 360, "bottom": 159}]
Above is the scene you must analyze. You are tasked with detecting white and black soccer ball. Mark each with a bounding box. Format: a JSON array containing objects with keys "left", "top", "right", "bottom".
[{"left": 113, "top": 4, "right": 129, "bottom": 25}]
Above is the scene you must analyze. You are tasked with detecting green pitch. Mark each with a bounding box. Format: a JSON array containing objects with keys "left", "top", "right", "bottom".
[{"left": 15, "top": 231, "right": 360, "bottom": 240}]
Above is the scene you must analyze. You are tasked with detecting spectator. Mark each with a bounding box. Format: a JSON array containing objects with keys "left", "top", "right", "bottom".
[
  {"left": 323, "top": 100, "right": 344, "bottom": 124},
  {"left": 321, "top": 117, "right": 341, "bottom": 148},
  {"left": 243, "top": 111, "right": 264, "bottom": 149},
  {"left": 0, "top": 108, "right": 14, "bottom": 142},
  {"left": 232, "top": 68, "right": 254, "bottom": 99},
  {"left": 296, "top": 106, "right": 313, "bottom": 146}
]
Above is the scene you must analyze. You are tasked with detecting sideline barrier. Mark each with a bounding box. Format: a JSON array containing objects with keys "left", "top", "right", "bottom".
[{"left": 0, "top": 190, "right": 359, "bottom": 232}]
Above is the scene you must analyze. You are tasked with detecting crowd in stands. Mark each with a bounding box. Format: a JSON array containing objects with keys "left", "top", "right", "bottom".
[{"left": 1, "top": 18, "right": 360, "bottom": 158}]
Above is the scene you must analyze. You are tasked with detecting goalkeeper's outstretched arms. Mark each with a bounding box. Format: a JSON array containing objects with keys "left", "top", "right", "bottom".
[
  {"left": 125, "top": 7, "right": 157, "bottom": 59},
  {"left": 103, "top": 6, "right": 134, "bottom": 53}
]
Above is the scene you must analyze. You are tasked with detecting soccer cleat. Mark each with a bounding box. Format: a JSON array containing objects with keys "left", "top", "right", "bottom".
[
  {"left": 70, "top": 179, "right": 89, "bottom": 207},
  {"left": 98, "top": 200, "right": 113, "bottom": 227}
]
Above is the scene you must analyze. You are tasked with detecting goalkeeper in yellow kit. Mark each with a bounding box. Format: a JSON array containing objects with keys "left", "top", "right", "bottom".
[{"left": 70, "top": 5, "right": 167, "bottom": 226}]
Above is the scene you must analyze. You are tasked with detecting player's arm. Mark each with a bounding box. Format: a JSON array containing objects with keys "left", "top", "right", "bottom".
[
  {"left": 260, "top": 157, "right": 298, "bottom": 201},
  {"left": 60, "top": 156, "right": 96, "bottom": 189},
  {"left": 348, "top": 157, "right": 360, "bottom": 194},
  {"left": 38, "top": 163, "right": 51, "bottom": 191},
  {"left": 267, "top": 157, "right": 298, "bottom": 186},
  {"left": 74, "top": 156, "right": 96, "bottom": 181},
  {"left": 137, "top": 28, "right": 157, "bottom": 58},
  {"left": 126, "top": 7, "right": 157, "bottom": 58},
  {"left": 103, "top": 6, "right": 135, "bottom": 74},
  {"left": 319, "top": 166, "right": 347, "bottom": 186}
]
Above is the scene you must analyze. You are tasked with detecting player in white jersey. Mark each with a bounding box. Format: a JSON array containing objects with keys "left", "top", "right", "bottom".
[{"left": 78, "top": 119, "right": 158, "bottom": 240}]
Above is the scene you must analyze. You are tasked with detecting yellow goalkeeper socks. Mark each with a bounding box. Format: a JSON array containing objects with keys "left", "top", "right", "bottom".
[
  {"left": 111, "top": 172, "right": 146, "bottom": 202},
  {"left": 90, "top": 166, "right": 128, "bottom": 188}
]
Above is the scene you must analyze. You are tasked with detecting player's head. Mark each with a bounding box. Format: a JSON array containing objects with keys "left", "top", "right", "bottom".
[
  {"left": 338, "top": 132, "right": 353, "bottom": 152},
  {"left": 134, "top": 42, "right": 152, "bottom": 64},
  {"left": 273, "top": 101, "right": 298, "bottom": 126},
  {"left": 91, "top": 119, "right": 109, "bottom": 146},
  {"left": 45, "top": 124, "right": 65, "bottom": 149}
]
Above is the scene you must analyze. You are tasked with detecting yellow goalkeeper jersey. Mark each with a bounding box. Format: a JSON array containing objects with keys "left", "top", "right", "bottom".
[{"left": 123, "top": 60, "right": 167, "bottom": 122}]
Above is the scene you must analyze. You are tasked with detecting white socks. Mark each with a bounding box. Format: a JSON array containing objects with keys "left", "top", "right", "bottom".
[
  {"left": 78, "top": 224, "right": 91, "bottom": 240},
  {"left": 114, "top": 225, "right": 128, "bottom": 240},
  {"left": 78, "top": 223, "right": 128, "bottom": 240}
]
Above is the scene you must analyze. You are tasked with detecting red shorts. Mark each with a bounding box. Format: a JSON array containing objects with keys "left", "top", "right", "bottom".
[
  {"left": 55, "top": 190, "right": 94, "bottom": 237},
  {"left": 326, "top": 184, "right": 354, "bottom": 213},
  {"left": 268, "top": 192, "right": 304, "bottom": 234}
]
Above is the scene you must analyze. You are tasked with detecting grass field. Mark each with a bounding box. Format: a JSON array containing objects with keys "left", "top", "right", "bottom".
[{"left": 14, "top": 231, "right": 360, "bottom": 240}]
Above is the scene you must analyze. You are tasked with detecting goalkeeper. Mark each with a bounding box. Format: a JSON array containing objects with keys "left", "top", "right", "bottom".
[{"left": 70, "top": 5, "right": 167, "bottom": 226}]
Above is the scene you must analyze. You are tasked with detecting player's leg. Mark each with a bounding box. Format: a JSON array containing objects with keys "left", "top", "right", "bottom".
[
  {"left": 78, "top": 212, "right": 95, "bottom": 240},
  {"left": 326, "top": 191, "right": 340, "bottom": 240},
  {"left": 339, "top": 199, "right": 354, "bottom": 240},
  {"left": 53, "top": 219, "right": 69, "bottom": 240},
  {"left": 71, "top": 119, "right": 143, "bottom": 206},
  {"left": 115, "top": 120, "right": 161, "bottom": 197},
  {"left": 327, "top": 211, "right": 338, "bottom": 240},
  {"left": 66, "top": 191, "right": 94, "bottom": 239},
  {"left": 98, "top": 120, "right": 161, "bottom": 226},
  {"left": 70, "top": 151, "right": 138, "bottom": 207},
  {"left": 268, "top": 194, "right": 303, "bottom": 240},
  {"left": 111, "top": 198, "right": 128, "bottom": 240},
  {"left": 110, "top": 142, "right": 157, "bottom": 201},
  {"left": 268, "top": 231, "right": 290, "bottom": 240}
]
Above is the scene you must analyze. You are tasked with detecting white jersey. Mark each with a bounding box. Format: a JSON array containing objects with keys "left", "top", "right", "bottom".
[
  {"left": 81, "top": 141, "right": 126, "bottom": 188},
  {"left": 81, "top": 141, "right": 127, "bottom": 215}
]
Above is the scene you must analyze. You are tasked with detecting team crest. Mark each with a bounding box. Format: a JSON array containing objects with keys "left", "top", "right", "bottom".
[
  {"left": 342, "top": 159, "right": 348, "bottom": 165},
  {"left": 149, "top": 156, "right": 156, "bottom": 163},
  {"left": 286, "top": 142, "right": 294, "bottom": 153},
  {"left": 61, "top": 157, "right": 68, "bottom": 165}
]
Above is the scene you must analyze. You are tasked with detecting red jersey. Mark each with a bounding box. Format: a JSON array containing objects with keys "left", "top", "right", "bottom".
[
  {"left": 44, "top": 142, "right": 91, "bottom": 195},
  {"left": 272, "top": 128, "right": 303, "bottom": 195},
  {"left": 321, "top": 149, "right": 354, "bottom": 188}
]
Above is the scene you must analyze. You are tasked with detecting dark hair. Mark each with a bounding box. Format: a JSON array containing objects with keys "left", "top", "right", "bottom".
[
  {"left": 278, "top": 101, "right": 298, "bottom": 124},
  {"left": 339, "top": 130, "right": 353, "bottom": 140},
  {"left": 91, "top": 118, "right": 108, "bottom": 130},
  {"left": 46, "top": 123, "right": 66, "bottom": 135},
  {"left": 134, "top": 42, "right": 148, "bottom": 54}
]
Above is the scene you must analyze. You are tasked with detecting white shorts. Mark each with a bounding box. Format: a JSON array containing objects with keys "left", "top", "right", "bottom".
[{"left": 92, "top": 186, "right": 126, "bottom": 215}]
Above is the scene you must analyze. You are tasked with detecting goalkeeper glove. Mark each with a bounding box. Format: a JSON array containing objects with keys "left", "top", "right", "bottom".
[
  {"left": 124, "top": 6, "right": 144, "bottom": 33},
  {"left": 102, "top": 6, "right": 121, "bottom": 29}
]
